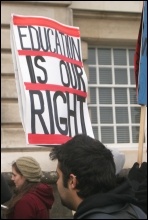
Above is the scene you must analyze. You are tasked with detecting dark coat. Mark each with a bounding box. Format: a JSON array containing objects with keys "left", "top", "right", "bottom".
[
  {"left": 74, "top": 178, "right": 147, "bottom": 219},
  {"left": 1, "top": 174, "right": 12, "bottom": 203}
]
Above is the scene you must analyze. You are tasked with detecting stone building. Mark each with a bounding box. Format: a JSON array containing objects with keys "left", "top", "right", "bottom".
[{"left": 1, "top": 1, "right": 147, "bottom": 218}]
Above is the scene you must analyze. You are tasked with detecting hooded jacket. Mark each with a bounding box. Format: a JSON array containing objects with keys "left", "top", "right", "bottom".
[
  {"left": 9, "top": 183, "right": 54, "bottom": 219},
  {"left": 74, "top": 178, "right": 147, "bottom": 219}
]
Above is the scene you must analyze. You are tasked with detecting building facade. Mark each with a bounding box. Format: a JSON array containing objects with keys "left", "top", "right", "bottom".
[{"left": 1, "top": 1, "right": 147, "bottom": 174}]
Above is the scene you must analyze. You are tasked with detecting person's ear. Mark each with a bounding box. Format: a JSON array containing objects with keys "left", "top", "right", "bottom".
[{"left": 69, "top": 174, "right": 77, "bottom": 189}]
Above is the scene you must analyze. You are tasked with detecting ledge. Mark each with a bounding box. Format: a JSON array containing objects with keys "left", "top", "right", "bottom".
[
  {"left": 1, "top": 1, "right": 72, "bottom": 6},
  {"left": 73, "top": 9, "right": 141, "bottom": 20},
  {"left": 2, "top": 171, "right": 58, "bottom": 186}
]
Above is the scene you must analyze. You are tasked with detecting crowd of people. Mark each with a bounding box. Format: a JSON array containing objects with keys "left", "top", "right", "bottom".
[{"left": 1, "top": 134, "right": 147, "bottom": 219}]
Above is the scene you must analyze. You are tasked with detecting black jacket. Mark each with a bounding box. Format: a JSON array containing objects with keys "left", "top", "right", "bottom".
[
  {"left": 1, "top": 174, "right": 12, "bottom": 219},
  {"left": 128, "top": 162, "right": 147, "bottom": 214},
  {"left": 74, "top": 178, "right": 147, "bottom": 219},
  {"left": 1, "top": 174, "right": 12, "bottom": 204}
]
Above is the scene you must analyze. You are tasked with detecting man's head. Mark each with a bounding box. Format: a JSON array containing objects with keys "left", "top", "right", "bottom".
[{"left": 49, "top": 134, "right": 117, "bottom": 210}]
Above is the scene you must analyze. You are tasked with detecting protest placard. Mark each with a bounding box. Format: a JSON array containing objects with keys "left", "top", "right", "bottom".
[
  {"left": 137, "top": 1, "right": 147, "bottom": 106},
  {"left": 134, "top": 1, "right": 147, "bottom": 164},
  {"left": 10, "top": 14, "right": 94, "bottom": 145}
]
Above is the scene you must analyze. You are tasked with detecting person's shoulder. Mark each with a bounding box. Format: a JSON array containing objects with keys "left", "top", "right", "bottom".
[
  {"left": 20, "top": 183, "right": 53, "bottom": 200},
  {"left": 75, "top": 204, "right": 147, "bottom": 219},
  {"left": 76, "top": 208, "right": 115, "bottom": 219},
  {"left": 130, "top": 204, "right": 147, "bottom": 219},
  {"left": 17, "top": 193, "right": 33, "bottom": 202},
  {"left": 37, "top": 183, "right": 52, "bottom": 189},
  {"left": 85, "top": 212, "right": 115, "bottom": 219},
  {"left": 15, "top": 193, "right": 37, "bottom": 210},
  {"left": 36, "top": 183, "right": 53, "bottom": 193}
]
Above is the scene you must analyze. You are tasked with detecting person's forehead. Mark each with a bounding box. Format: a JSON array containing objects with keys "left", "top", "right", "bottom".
[
  {"left": 12, "top": 166, "right": 16, "bottom": 171},
  {"left": 12, "top": 166, "right": 17, "bottom": 175}
]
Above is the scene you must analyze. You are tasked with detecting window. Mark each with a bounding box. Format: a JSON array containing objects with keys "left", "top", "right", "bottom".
[{"left": 87, "top": 47, "right": 143, "bottom": 148}]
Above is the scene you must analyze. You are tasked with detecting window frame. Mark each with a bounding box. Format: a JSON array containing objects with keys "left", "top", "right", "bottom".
[{"left": 87, "top": 46, "right": 147, "bottom": 150}]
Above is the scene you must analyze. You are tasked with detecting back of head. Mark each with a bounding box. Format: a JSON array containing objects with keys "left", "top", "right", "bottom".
[
  {"left": 50, "top": 134, "right": 116, "bottom": 198},
  {"left": 15, "top": 156, "right": 42, "bottom": 182}
]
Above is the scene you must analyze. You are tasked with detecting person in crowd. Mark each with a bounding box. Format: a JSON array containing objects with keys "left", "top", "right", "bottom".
[
  {"left": 1, "top": 174, "right": 12, "bottom": 219},
  {"left": 49, "top": 134, "right": 147, "bottom": 219},
  {"left": 1, "top": 174, "right": 12, "bottom": 204},
  {"left": 4, "top": 156, "right": 54, "bottom": 219},
  {"left": 128, "top": 161, "right": 147, "bottom": 214}
]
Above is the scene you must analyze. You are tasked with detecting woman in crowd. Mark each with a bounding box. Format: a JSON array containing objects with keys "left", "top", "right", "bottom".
[{"left": 5, "top": 156, "right": 54, "bottom": 219}]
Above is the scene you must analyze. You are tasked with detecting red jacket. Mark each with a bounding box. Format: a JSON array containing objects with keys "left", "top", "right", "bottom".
[{"left": 9, "top": 183, "right": 54, "bottom": 219}]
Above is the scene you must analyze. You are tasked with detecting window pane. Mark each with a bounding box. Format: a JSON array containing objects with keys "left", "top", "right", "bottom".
[
  {"left": 130, "top": 68, "right": 135, "bottom": 84},
  {"left": 129, "top": 49, "right": 135, "bottom": 66},
  {"left": 99, "top": 88, "right": 112, "bottom": 104},
  {"left": 113, "top": 49, "right": 127, "bottom": 65},
  {"left": 89, "top": 87, "right": 96, "bottom": 104},
  {"left": 88, "top": 48, "right": 96, "bottom": 64},
  {"left": 98, "top": 48, "right": 111, "bottom": 65},
  {"left": 88, "top": 47, "right": 141, "bottom": 145},
  {"left": 131, "top": 107, "right": 140, "bottom": 123},
  {"left": 99, "top": 68, "right": 112, "bottom": 84},
  {"left": 89, "top": 107, "right": 98, "bottom": 123},
  {"left": 117, "top": 127, "right": 130, "bottom": 143},
  {"left": 115, "top": 88, "right": 127, "bottom": 104},
  {"left": 88, "top": 67, "right": 97, "bottom": 84},
  {"left": 115, "top": 107, "right": 128, "bottom": 123},
  {"left": 101, "top": 127, "right": 114, "bottom": 143},
  {"left": 100, "top": 107, "right": 113, "bottom": 123},
  {"left": 115, "top": 68, "right": 127, "bottom": 84},
  {"left": 132, "top": 126, "right": 140, "bottom": 143},
  {"left": 130, "top": 88, "right": 137, "bottom": 104},
  {"left": 92, "top": 126, "right": 98, "bottom": 139}
]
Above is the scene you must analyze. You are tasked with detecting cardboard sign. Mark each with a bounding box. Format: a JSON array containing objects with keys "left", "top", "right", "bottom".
[
  {"left": 10, "top": 14, "right": 94, "bottom": 145},
  {"left": 138, "top": 1, "right": 147, "bottom": 105}
]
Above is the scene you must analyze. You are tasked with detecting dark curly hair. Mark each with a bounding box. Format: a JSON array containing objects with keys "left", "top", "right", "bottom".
[{"left": 49, "top": 134, "right": 116, "bottom": 199}]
